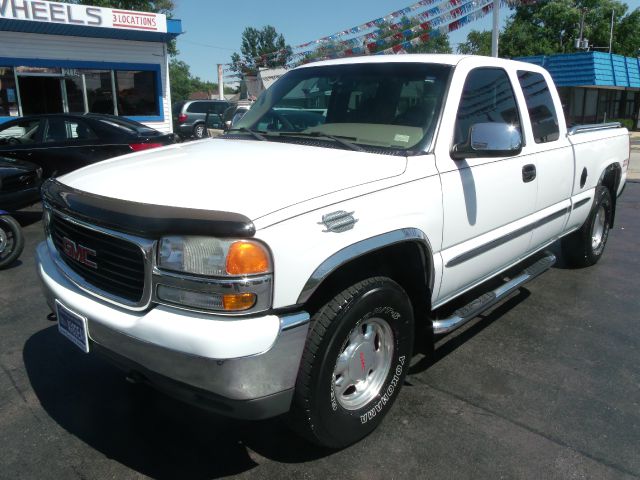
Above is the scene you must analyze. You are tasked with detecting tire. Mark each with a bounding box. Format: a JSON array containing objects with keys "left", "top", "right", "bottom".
[
  {"left": 561, "top": 185, "right": 612, "bottom": 268},
  {"left": 289, "top": 277, "right": 414, "bottom": 448},
  {"left": 0, "top": 215, "right": 24, "bottom": 269},
  {"left": 193, "top": 123, "right": 206, "bottom": 139}
]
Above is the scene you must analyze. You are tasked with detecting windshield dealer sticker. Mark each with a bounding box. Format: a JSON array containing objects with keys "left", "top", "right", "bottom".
[{"left": 394, "top": 134, "right": 410, "bottom": 143}]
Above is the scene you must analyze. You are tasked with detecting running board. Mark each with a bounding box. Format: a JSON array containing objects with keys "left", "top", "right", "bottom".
[{"left": 432, "top": 252, "right": 556, "bottom": 335}]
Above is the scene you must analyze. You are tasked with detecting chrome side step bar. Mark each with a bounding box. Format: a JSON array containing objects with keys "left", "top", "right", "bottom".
[{"left": 432, "top": 252, "right": 556, "bottom": 335}]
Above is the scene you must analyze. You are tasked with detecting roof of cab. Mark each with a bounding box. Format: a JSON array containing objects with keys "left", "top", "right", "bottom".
[
  {"left": 295, "top": 54, "right": 551, "bottom": 76},
  {"left": 297, "top": 54, "right": 471, "bottom": 69}
]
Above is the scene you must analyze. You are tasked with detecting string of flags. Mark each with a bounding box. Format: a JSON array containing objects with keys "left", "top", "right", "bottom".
[
  {"left": 225, "top": 0, "right": 467, "bottom": 72},
  {"left": 224, "top": 0, "right": 536, "bottom": 77},
  {"left": 311, "top": 0, "right": 495, "bottom": 60},
  {"left": 297, "top": 0, "right": 450, "bottom": 47}
]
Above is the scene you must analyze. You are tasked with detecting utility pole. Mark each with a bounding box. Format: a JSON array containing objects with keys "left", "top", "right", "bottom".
[
  {"left": 608, "top": 9, "right": 614, "bottom": 54},
  {"left": 217, "top": 64, "right": 224, "bottom": 100},
  {"left": 491, "top": 0, "right": 499, "bottom": 57}
]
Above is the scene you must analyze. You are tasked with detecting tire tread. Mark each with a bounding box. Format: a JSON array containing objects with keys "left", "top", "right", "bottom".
[{"left": 289, "top": 276, "right": 390, "bottom": 444}]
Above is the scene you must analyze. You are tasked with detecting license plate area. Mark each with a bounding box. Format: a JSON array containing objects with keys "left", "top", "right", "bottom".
[{"left": 56, "top": 300, "right": 89, "bottom": 353}]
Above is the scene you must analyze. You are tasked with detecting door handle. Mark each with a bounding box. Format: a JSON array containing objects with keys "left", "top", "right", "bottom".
[{"left": 522, "top": 164, "right": 536, "bottom": 183}]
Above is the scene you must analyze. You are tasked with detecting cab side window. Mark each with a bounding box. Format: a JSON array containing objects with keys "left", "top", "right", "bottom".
[
  {"left": 517, "top": 71, "right": 560, "bottom": 143},
  {"left": 454, "top": 68, "right": 521, "bottom": 146}
]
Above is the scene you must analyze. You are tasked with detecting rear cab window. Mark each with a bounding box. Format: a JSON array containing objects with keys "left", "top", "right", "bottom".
[{"left": 517, "top": 71, "right": 560, "bottom": 143}]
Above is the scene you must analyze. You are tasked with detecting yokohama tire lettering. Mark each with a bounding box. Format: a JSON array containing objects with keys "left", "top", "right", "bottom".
[{"left": 360, "top": 355, "right": 405, "bottom": 424}]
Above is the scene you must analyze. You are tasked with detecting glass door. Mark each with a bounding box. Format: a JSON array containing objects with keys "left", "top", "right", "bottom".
[{"left": 17, "top": 76, "right": 64, "bottom": 115}]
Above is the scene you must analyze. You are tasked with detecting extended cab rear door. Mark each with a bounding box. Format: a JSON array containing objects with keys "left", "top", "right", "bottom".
[
  {"left": 515, "top": 68, "right": 573, "bottom": 253},
  {"left": 433, "top": 61, "right": 538, "bottom": 306}
]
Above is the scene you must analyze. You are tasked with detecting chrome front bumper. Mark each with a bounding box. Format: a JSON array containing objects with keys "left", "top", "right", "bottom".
[{"left": 36, "top": 241, "right": 310, "bottom": 419}]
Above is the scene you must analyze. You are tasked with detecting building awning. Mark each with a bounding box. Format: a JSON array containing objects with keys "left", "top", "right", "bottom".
[
  {"left": 0, "top": 0, "right": 181, "bottom": 42},
  {"left": 518, "top": 52, "right": 640, "bottom": 89}
]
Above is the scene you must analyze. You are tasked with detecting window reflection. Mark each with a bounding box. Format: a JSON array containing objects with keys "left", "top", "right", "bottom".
[
  {"left": 116, "top": 70, "right": 157, "bottom": 116},
  {"left": 0, "top": 67, "right": 18, "bottom": 117},
  {"left": 84, "top": 70, "right": 115, "bottom": 114}
]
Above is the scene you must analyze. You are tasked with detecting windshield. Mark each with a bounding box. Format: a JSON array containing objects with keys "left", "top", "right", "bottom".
[{"left": 235, "top": 62, "right": 451, "bottom": 150}]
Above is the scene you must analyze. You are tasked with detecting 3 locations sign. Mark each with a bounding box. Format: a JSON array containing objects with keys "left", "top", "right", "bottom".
[{"left": 0, "top": 0, "right": 167, "bottom": 33}]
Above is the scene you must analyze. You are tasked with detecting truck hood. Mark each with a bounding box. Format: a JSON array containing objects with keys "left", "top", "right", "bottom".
[{"left": 59, "top": 138, "right": 407, "bottom": 221}]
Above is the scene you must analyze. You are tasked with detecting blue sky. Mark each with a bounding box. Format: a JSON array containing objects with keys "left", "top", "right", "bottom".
[{"left": 174, "top": 0, "right": 640, "bottom": 84}]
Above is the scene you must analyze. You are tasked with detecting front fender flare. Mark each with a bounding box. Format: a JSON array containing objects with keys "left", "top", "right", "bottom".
[{"left": 296, "top": 228, "right": 435, "bottom": 305}]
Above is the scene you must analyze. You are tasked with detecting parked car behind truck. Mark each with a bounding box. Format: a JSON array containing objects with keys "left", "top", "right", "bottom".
[
  {"left": 0, "top": 114, "right": 174, "bottom": 178},
  {"left": 173, "top": 100, "right": 230, "bottom": 139},
  {"left": 36, "top": 55, "right": 629, "bottom": 448}
]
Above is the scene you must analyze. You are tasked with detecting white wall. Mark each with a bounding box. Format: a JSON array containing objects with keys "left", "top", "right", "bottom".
[{"left": 0, "top": 31, "right": 172, "bottom": 133}]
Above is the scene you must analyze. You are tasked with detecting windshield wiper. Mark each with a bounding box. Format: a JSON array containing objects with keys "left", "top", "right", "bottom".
[
  {"left": 229, "top": 127, "right": 266, "bottom": 141},
  {"left": 278, "top": 131, "right": 364, "bottom": 152}
]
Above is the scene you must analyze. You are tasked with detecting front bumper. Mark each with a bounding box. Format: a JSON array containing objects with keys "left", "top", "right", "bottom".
[{"left": 36, "top": 241, "right": 310, "bottom": 419}]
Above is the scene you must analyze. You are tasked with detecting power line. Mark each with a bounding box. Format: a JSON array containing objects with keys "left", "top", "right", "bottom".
[{"left": 179, "top": 39, "right": 236, "bottom": 51}]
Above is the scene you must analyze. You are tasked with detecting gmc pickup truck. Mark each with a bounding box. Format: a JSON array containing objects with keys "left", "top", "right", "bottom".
[{"left": 36, "top": 55, "right": 630, "bottom": 448}]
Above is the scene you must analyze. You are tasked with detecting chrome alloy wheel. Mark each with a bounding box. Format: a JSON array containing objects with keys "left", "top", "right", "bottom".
[
  {"left": 0, "top": 227, "right": 7, "bottom": 254},
  {"left": 592, "top": 205, "right": 606, "bottom": 250},
  {"left": 332, "top": 317, "right": 394, "bottom": 411}
]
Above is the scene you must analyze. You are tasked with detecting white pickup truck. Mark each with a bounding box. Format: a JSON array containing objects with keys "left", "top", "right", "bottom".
[{"left": 36, "top": 55, "right": 629, "bottom": 448}]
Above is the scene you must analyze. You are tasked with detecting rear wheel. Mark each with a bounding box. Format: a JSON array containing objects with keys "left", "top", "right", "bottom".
[
  {"left": 289, "top": 277, "right": 414, "bottom": 448},
  {"left": 562, "top": 185, "right": 612, "bottom": 267},
  {"left": 193, "top": 123, "right": 206, "bottom": 139},
  {"left": 0, "top": 215, "right": 24, "bottom": 269}
]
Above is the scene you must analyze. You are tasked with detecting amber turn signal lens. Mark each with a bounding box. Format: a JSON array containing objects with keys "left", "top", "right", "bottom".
[
  {"left": 222, "top": 293, "right": 256, "bottom": 311},
  {"left": 226, "top": 241, "right": 271, "bottom": 275}
]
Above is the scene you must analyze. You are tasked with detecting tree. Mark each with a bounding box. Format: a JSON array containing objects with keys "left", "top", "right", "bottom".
[
  {"left": 168, "top": 59, "right": 236, "bottom": 102},
  {"left": 499, "top": 0, "right": 640, "bottom": 58},
  {"left": 457, "top": 30, "right": 492, "bottom": 56},
  {"left": 372, "top": 18, "right": 452, "bottom": 54},
  {"left": 412, "top": 33, "right": 452, "bottom": 54},
  {"left": 169, "top": 59, "right": 193, "bottom": 102},
  {"left": 231, "top": 26, "right": 292, "bottom": 74}
]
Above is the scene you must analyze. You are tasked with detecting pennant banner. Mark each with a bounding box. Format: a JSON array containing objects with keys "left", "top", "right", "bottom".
[
  {"left": 225, "top": 0, "right": 535, "bottom": 72},
  {"left": 227, "top": 0, "right": 482, "bottom": 71}
]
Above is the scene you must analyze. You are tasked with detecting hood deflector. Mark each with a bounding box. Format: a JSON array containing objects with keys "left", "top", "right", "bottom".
[{"left": 41, "top": 179, "right": 256, "bottom": 238}]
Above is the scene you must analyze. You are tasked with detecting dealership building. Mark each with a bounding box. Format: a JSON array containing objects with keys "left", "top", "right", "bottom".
[
  {"left": 520, "top": 52, "right": 640, "bottom": 130},
  {"left": 0, "top": 0, "right": 182, "bottom": 132}
]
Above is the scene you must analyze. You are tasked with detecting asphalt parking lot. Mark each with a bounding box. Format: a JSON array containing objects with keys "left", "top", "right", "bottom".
[{"left": 1, "top": 181, "right": 639, "bottom": 480}]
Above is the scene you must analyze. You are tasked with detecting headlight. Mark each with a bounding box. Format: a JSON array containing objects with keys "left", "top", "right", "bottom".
[{"left": 158, "top": 236, "right": 271, "bottom": 277}]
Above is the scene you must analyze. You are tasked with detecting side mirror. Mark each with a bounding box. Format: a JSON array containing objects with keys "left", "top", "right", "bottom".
[{"left": 451, "top": 122, "right": 522, "bottom": 160}]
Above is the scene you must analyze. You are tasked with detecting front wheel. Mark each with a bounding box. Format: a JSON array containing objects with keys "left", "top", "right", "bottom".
[
  {"left": 0, "top": 215, "right": 24, "bottom": 269},
  {"left": 289, "top": 277, "right": 414, "bottom": 448},
  {"left": 562, "top": 185, "right": 612, "bottom": 268}
]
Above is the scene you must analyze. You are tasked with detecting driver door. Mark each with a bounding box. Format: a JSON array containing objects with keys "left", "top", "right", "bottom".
[
  {"left": 433, "top": 65, "right": 538, "bottom": 306},
  {"left": 0, "top": 118, "right": 43, "bottom": 163}
]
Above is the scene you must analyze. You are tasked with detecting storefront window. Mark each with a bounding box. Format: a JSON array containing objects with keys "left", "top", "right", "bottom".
[
  {"left": 115, "top": 70, "right": 158, "bottom": 116},
  {"left": 583, "top": 89, "right": 598, "bottom": 123},
  {"left": 3, "top": 65, "right": 161, "bottom": 119},
  {"left": 65, "top": 76, "right": 86, "bottom": 113},
  {"left": 0, "top": 67, "right": 19, "bottom": 117},
  {"left": 84, "top": 70, "right": 115, "bottom": 114}
]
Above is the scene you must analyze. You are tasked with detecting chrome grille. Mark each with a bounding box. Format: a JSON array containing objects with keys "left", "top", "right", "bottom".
[{"left": 49, "top": 214, "right": 145, "bottom": 303}]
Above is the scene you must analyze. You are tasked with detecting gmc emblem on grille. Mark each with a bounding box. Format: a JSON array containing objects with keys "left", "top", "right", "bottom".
[{"left": 62, "top": 237, "right": 97, "bottom": 269}]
